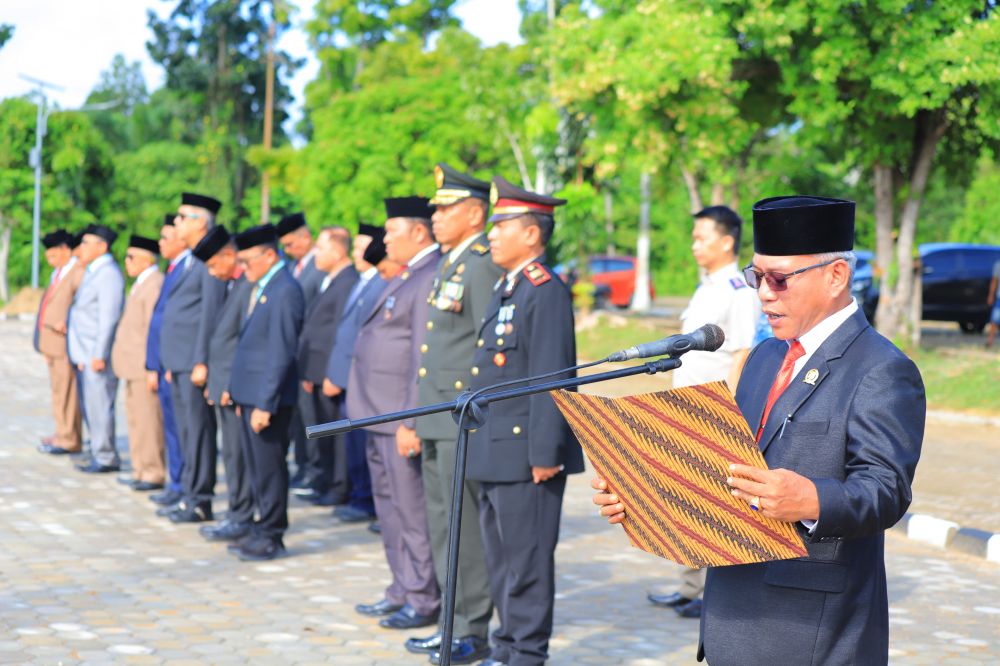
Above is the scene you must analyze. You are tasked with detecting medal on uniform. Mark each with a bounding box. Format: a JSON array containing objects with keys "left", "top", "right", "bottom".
[
  {"left": 495, "top": 322, "right": 505, "bottom": 335},
  {"left": 384, "top": 296, "right": 395, "bottom": 319},
  {"left": 493, "top": 352, "right": 506, "bottom": 367},
  {"left": 456, "top": 263, "right": 465, "bottom": 275}
]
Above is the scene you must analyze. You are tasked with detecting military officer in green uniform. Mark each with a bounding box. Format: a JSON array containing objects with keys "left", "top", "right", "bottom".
[{"left": 406, "top": 163, "right": 504, "bottom": 665}]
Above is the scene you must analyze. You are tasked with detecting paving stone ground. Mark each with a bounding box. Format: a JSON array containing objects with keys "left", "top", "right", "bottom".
[{"left": 1, "top": 320, "right": 999, "bottom": 665}]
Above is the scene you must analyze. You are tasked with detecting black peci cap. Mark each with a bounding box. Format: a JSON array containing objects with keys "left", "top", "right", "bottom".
[
  {"left": 751, "top": 196, "right": 855, "bottom": 256},
  {"left": 276, "top": 212, "right": 307, "bottom": 237},
  {"left": 362, "top": 227, "right": 387, "bottom": 265},
  {"left": 234, "top": 224, "right": 278, "bottom": 251},
  {"left": 128, "top": 235, "right": 160, "bottom": 255},
  {"left": 42, "top": 229, "right": 74, "bottom": 249},
  {"left": 181, "top": 192, "right": 222, "bottom": 214},
  {"left": 163, "top": 213, "right": 176, "bottom": 227},
  {"left": 192, "top": 225, "right": 232, "bottom": 262},
  {"left": 384, "top": 196, "right": 434, "bottom": 221},
  {"left": 357, "top": 222, "right": 382, "bottom": 238},
  {"left": 430, "top": 163, "right": 490, "bottom": 206},
  {"left": 83, "top": 224, "right": 118, "bottom": 246}
]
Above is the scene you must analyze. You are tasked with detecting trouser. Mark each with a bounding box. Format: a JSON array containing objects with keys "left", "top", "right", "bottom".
[
  {"left": 366, "top": 431, "right": 440, "bottom": 616},
  {"left": 422, "top": 438, "right": 492, "bottom": 639},
  {"left": 124, "top": 378, "right": 165, "bottom": 484},
  {"left": 44, "top": 354, "right": 82, "bottom": 451},
  {"left": 157, "top": 369, "right": 183, "bottom": 493},
  {"left": 479, "top": 475, "right": 566, "bottom": 666},
  {"left": 217, "top": 404, "right": 253, "bottom": 524},
  {"left": 170, "top": 371, "right": 217, "bottom": 505},
  {"left": 678, "top": 565, "right": 706, "bottom": 600},
  {"left": 290, "top": 405, "right": 308, "bottom": 478},
  {"left": 298, "top": 389, "right": 349, "bottom": 499},
  {"left": 75, "top": 365, "right": 119, "bottom": 467},
  {"left": 239, "top": 405, "right": 293, "bottom": 540}
]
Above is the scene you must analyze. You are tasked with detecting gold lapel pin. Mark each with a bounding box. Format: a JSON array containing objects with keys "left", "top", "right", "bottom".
[
  {"left": 260, "top": 295, "right": 268, "bottom": 305},
  {"left": 804, "top": 368, "right": 819, "bottom": 385}
]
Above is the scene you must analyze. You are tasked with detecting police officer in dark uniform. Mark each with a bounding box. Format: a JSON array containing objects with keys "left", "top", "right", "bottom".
[
  {"left": 406, "top": 164, "right": 503, "bottom": 664},
  {"left": 462, "top": 177, "right": 584, "bottom": 666}
]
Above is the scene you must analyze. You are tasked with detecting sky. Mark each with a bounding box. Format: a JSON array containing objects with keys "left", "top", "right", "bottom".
[{"left": 0, "top": 0, "right": 523, "bottom": 136}]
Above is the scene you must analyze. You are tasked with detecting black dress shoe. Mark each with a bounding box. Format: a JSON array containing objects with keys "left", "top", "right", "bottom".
[
  {"left": 430, "top": 636, "right": 491, "bottom": 665},
  {"left": 647, "top": 591, "right": 692, "bottom": 608},
  {"left": 404, "top": 631, "right": 442, "bottom": 654},
  {"left": 232, "top": 536, "right": 285, "bottom": 561},
  {"left": 368, "top": 521, "right": 382, "bottom": 535},
  {"left": 150, "top": 489, "right": 183, "bottom": 506},
  {"left": 76, "top": 461, "right": 121, "bottom": 474},
  {"left": 334, "top": 505, "right": 376, "bottom": 523},
  {"left": 37, "top": 443, "right": 77, "bottom": 455},
  {"left": 201, "top": 520, "right": 251, "bottom": 542},
  {"left": 167, "top": 503, "right": 213, "bottom": 523},
  {"left": 378, "top": 604, "right": 439, "bottom": 630},
  {"left": 304, "top": 490, "right": 347, "bottom": 507},
  {"left": 132, "top": 481, "right": 164, "bottom": 492},
  {"left": 675, "top": 598, "right": 702, "bottom": 618},
  {"left": 117, "top": 475, "right": 136, "bottom": 486},
  {"left": 355, "top": 598, "right": 404, "bottom": 617}
]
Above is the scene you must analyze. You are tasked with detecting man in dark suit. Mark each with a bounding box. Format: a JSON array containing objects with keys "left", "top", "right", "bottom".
[
  {"left": 191, "top": 226, "right": 255, "bottom": 543},
  {"left": 146, "top": 215, "right": 190, "bottom": 506},
  {"left": 322, "top": 225, "right": 395, "bottom": 524},
  {"left": 160, "top": 193, "right": 227, "bottom": 523},
  {"left": 594, "top": 195, "right": 925, "bottom": 666},
  {"left": 228, "top": 224, "right": 305, "bottom": 561},
  {"left": 295, "top": 226, "right": 358, "bottom": 505},
  {"left": 347, "top": 197, "right": 442, "bottom": 631},
  {"left": 406, "top": 164, "right": 503, "bottom": 665},
  {"left": 464, "top": 177, "right": 584, "bottom": 666}
]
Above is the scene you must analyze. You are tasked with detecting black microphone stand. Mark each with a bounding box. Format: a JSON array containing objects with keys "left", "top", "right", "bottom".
[{"left": 306, "top": 356, "right": 682, "bottom": 666}]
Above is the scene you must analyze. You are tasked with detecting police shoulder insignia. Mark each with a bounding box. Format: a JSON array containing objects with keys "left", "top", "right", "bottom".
[
  {"left": 523, "top": 262, "right": 551, "bottom": 286},
  {"left": 470, "top": 243, "right": 489, "bottom": 256},
  {"left": 729, "top": 277, "right": 746, "bottom": 290}
]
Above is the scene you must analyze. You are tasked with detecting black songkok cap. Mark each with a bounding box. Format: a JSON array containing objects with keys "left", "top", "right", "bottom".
[
  {"left": 181, "top": 192, "right": 222, "bottom": 214},
  {"left": 276, "top": 212, "right": 307, "bottom": 237},
  {"left": 128, "top": 235, "right": 160, "bottom": 255},
  {"left": 488, "top": 176, "right": 567, "bottom": 223},
  {"left": 357, "top": 222, "right": 381, "bottom": 238},
  {"left": 42, "top": 229, "right": 73, "bottom": 249},
  {"left": 234, "top": 224, "right": 277, "bottom": 251},
  {"left": 69, "top": 232, "right": 83, "bottom": 249},
  {"left": 362, "top": 228, "right": 387, "bottom": 265},
  {"left": 163, "top": 213, "right": 176, "bottom": 227},
  {"left": 384, "top": 196, "right": 434, "bottom": 221},
  {"left": 192, "top": 225, "right": 231, "bottom": 262},
  {"left": 751, "top": 196, "right": 855, "bottom": 256},
  {"left": 83, "top": 223, "right": 118, "bottom": 246},
  {"left": 430, "top": 163, "right": 490, "bottom": 206}
]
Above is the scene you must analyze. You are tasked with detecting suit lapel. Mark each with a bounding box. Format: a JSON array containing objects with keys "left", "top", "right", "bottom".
[
  {"left": 241, "top": 268, "right": 283, "bottom": 333},
  {"left": 758, "top": 309, "right": 871, "bottom": 455}
]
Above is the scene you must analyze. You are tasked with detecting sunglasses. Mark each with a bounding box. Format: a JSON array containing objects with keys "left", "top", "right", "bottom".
[{"left": 742, "top": 259, "right": 837, "bottom": 292}]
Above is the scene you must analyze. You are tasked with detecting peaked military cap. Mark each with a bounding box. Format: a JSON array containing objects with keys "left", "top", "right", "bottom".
[
  {"left": 234, "top": 224, "right": 278, "bottom": 251},
  {"left": 192, "top": 225, "right": 232, "bottom": 262},
  {"left": 489, "top": 176, "right": 567, "bottom": 223},
  {"left": 752, "top": 195, "right": 855, "bottom": 256},
  {"left": 430, "top": 162, "right": 490, "bottom": 206},
  {"left": 42, "top": 229, "right": 74, "bottom": 249},
  {"left": 384, "top": 196, "right": 434, "bottom": 220},
  {"left": 276, "top": 212, "right": 307, "bottom": 237},
  {"left": 128, "top": 235, "right": 160, "bottom": 255},
  {"left": 83, "top": 223, "right": 118, "bottom": 246},
  {"left": 362, "top": 227, "right": 387, "bottom": 265},
  {"left": 163, "top": 213, "right": 176, "bottom": 227},
  {"left": 181, "top": 192, "right": 223, "bottom": 214}
]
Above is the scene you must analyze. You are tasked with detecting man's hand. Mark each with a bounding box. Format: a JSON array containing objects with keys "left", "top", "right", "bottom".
[
  {"left": 91, "top": 358, "right": 106, "bottom": 372},
  {"left": 220, "top": 391, "right": 232, "bottom": 407},
  {"left": 165, "top": 370, "right": 173, "bottom": 384},
  {"left": 146, "top": 371, "right": 159, "bottom": 392},
  {"left": 591, "top": 476, "right": 626, "bottom": 524},
  {"left": 396, "top": 425, "right": 421, "bottom": 458},
  {"left": 727, "top": 463, "right": 820, "bottom": 523},
  {"left": 302, "top": 380, "right": 314, "bottom": 394},
  {"left": 191, "top": 363, "right": 208, "bottom": 387},
  {"left": 250, "top": 408, "right": 271, "bottom": 433},
  {"left": 532, "top": 465, "right": 563, "bottom": 484},
  {"left": 204, "top": 388, "right": 212, "bottom": 405},
  {"left": 322, "top": 378, "right": 342, "bottom": 397}
]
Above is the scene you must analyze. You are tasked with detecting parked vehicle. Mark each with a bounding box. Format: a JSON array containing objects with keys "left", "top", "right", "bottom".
[
  {"left": 555, "top": 255, "right": 654, "bottom": 308},
  {"left": 854, "top": 243, "right": 1000, "bottom": 333}
]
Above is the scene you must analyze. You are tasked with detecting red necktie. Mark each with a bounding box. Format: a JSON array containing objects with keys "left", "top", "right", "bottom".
[
  {"left": 756, "top": 340, "right": 805, "bottom": 442},
  {"left": 38, "top": 267, "right": 62, "bottom": 331},
  {"left": 167, "top": 261, "right": 176, "bottom": 274}
]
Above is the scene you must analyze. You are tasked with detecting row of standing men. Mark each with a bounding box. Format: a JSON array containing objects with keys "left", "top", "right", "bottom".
[{"left": 32, "top": 164, "right": 586, "bottom": 666}]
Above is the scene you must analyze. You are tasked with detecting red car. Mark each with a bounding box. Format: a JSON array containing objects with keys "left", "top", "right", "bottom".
[{"left": 557, "top": 255, "right": 654, "bottom": 308}]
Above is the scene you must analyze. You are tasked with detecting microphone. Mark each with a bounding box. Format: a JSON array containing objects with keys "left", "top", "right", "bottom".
[{"left": 607, "top": 323, "right": 725, "bottom": 362}]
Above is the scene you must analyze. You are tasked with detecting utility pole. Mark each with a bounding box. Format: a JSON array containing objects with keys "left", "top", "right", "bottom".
[{"left": 260, "top": 19, "right": 276, "bottom": 224}]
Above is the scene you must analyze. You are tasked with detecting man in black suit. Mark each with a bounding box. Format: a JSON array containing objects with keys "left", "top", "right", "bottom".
[
  {"left": 463, "top": 177, "right": 584, "bottom": 666},
  {"left": 594, "top": 196, "right": 925, "bottom": 666},
  {"left": 228, "top": 224, "right": 305, "bottom": 561},
  {"left": 295, "top": 227, "right": 359, "bottom": 506}
]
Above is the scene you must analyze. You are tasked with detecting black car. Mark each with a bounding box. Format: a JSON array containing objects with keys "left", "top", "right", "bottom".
[{"left": 857, "top": 243, "right": 1000, "bottom": 333}]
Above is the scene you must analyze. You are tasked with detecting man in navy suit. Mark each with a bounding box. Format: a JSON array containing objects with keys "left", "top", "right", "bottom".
[
  {"left": 146, "top": 215, "right": 189, "bottom": 507},
  {"left": 228, "top": 224, "right": 305, "bottom": 561},
  {"left": 594, "top": 195, "right": 925, "bottom": 666}
]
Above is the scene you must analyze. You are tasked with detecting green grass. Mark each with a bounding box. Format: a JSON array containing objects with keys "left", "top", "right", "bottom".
[{"left": 574, "top": 314, "right": 678, "bottom": 362}]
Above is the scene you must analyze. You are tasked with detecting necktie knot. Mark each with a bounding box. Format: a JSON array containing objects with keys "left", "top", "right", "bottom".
[{"left": 786, "top": 340, "right": 805, "bottom": 364}]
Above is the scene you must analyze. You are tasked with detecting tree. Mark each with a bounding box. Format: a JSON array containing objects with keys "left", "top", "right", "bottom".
[
  {"left": 85, "top": 55, "right": 150, "bottom": 152},
  {"left": 0, "top": 24, "right": 13, "bottom": 49}
]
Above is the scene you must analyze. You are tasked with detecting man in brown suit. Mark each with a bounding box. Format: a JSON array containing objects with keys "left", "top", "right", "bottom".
[
  {"left": 35, "top": 230, "right": 86, "bottom": 455},
  {"left": 111, "top": 236, "right": 167, "bottom": 490}
]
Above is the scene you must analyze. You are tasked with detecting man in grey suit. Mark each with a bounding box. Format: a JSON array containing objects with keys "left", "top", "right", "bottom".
[
  {"left": 69, "top": 224, "right": 125, "bottom": 473},
  {"left": 160, "top": 192, "right": 227, "bottom": 523},
  {"left": 405, "top": 164, "right": 503, "bottom": 664},
  {"left": 595, "top": 195, "right": 925, "bottom": 666},
  {"left": 348, "top": 197, "right": 441, "bottom": 631}
]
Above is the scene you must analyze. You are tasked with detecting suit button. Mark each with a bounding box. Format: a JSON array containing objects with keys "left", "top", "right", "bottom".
[
  {"left": 426, "top": 321, "right": 434, "bottom": 330},
  {"left": 496, "top": 337, "right": 504, "bottom": 345},
  {"left": 454, "top": 380, "right": 463, "bottom": 390},
  {"left": 477, "top": 339, "right": 484, "bottom": 347},
  {"left": 512, "top": 426, "right": 522, "bottom": 435},
  {"left": 419, "top": 368, "right": 427, "bottom": 378},
  {"left": 420, "top": 344, "right": 428, "bottom": 353},
  {"left": 471, "top": 366, "right": 479, "bottom": 376}
]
